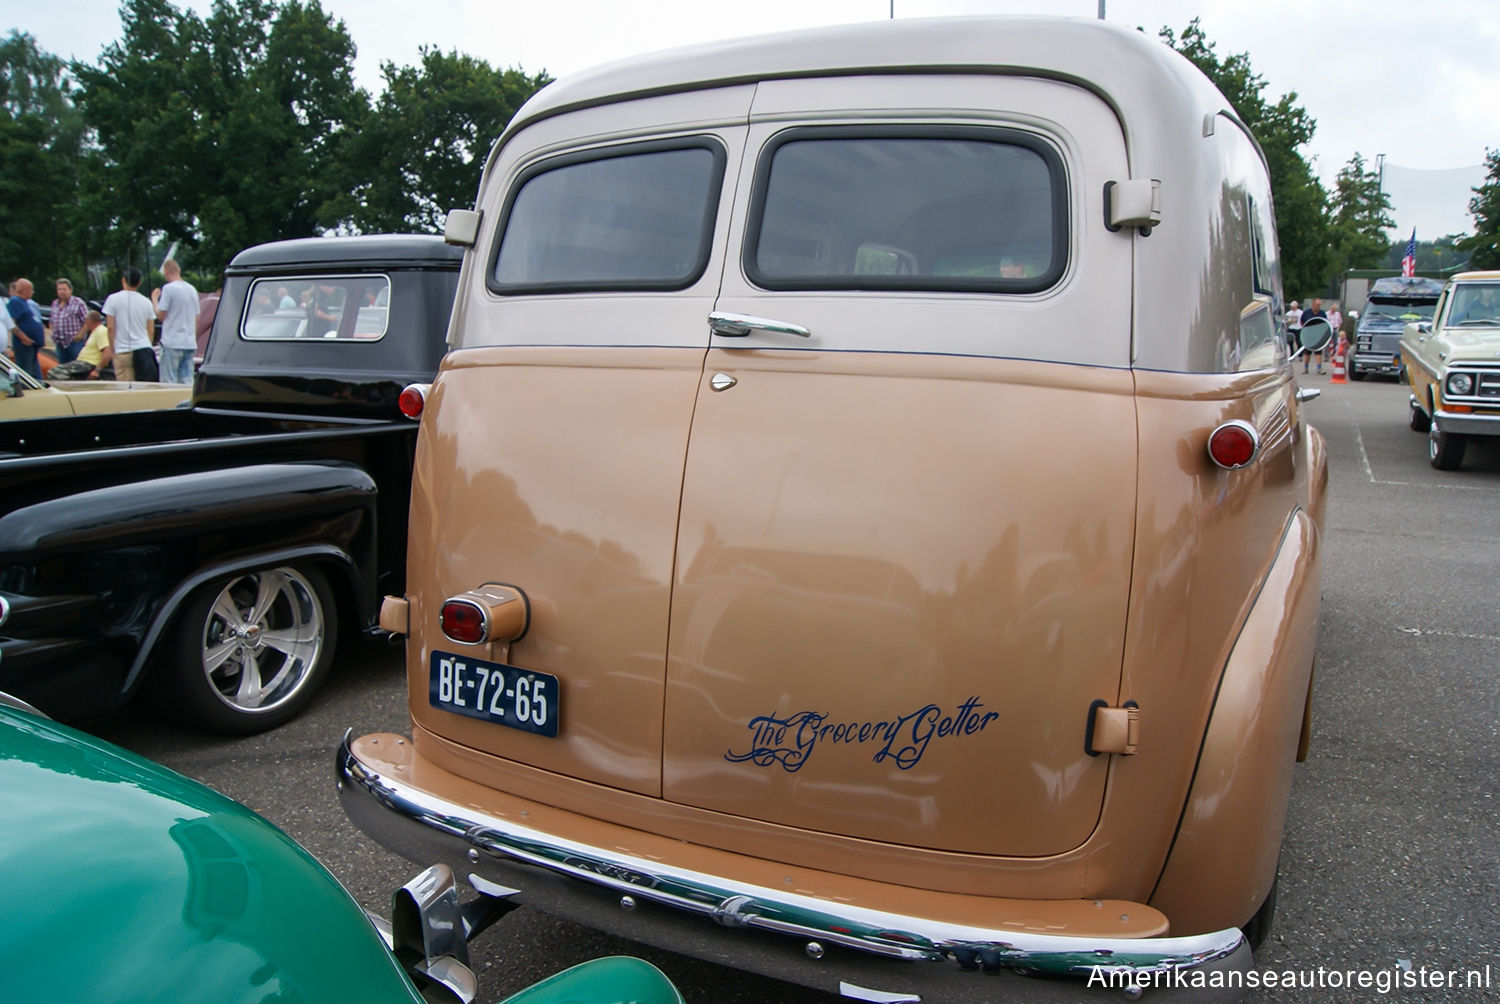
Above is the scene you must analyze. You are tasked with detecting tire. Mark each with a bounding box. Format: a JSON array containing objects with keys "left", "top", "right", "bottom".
[
  {"left": 1241, "top": 873, "right": 1279, "bottom": 952},
  {"left": 1408, "top": 400, "right": 1431, "bottom": 433},
  {"left": 1428, "top": 422, "right": 1467, "bottom": 471},
  {"left": 158, "top": 564, "right": 339, "bottom": 734}
]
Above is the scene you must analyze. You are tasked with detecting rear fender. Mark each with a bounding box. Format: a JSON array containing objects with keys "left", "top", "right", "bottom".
[
  {"left": 121, "top": 543, "right": 365, "bottom": 699},
  {"left": 1148, "top": 508, "right": 1321, "bottom": 936}
]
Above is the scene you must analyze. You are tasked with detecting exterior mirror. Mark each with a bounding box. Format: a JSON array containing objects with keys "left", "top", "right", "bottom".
[
  {"left": 444, "top": 209, "right": 483, "bottom": 248},
  {"left": 1404, "top": 321, "right": 1431, "bottom": 340},
  {"left": 1298, "top": 317, "right": 1333, "bottom": 353}
]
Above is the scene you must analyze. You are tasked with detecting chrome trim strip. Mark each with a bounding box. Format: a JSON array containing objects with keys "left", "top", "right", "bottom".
[{"left": 337, "top": 733, "right": 1247, "bottom": 980}]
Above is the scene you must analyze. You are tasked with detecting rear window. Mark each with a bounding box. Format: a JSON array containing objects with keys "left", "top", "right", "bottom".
[
  {"left": 744, "top": 127, "right": 1067, "bottom": 293},
  {"left": 490, "top": 140, "right": 726, "bottom": 293},
  {"left": 241, "top": 275, "right": 391, "bottom": 341}
]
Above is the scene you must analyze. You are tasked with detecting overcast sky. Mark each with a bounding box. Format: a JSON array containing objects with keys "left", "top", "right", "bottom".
[{"left": 8, "top": 0, "right": 1496, "bottom": 237}]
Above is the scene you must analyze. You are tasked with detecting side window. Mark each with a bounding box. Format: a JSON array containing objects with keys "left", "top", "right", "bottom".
[
  {"left": 744, "top": 127, "right": 1067, "bottom": 293},
  {"left": 242, "top": 275, "right": 391, "bottom": 341},
  {"left": 489, "top": 140, "right": 726, "bottom": 293}
]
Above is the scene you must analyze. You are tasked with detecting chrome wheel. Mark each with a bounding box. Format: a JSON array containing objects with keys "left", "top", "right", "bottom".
[{"left": 198, "top": 567, "right": 325, "bottom": 714}]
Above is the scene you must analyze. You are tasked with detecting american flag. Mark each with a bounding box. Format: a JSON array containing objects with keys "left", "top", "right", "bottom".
[{"left": 1401, "top": 229, "right": 1417, "bottom": 277}]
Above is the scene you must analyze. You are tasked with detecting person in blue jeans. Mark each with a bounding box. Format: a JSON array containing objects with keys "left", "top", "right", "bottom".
[
  {"left": 1300, "top": 297, "right": 1328, "bottom": 375},
  {"left": 152, "top": 258, "right": 200, "bottom": 384},
  {"left": 6, "top": 278, "right": 46, "bottom": 380},
  {"left": 49, "top": 278, "right": 90, "bottom": 364}
]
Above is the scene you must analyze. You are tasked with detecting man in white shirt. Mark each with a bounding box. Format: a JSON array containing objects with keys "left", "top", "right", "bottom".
[
  {"left": 103, "top": 267, "right": 157, "bottom": 382},
  {"left": 1, "top": 282, "right": 14, "bottom": 361},
  {"left": 152, "top": 258, "right": 200, "bottom": 384}
]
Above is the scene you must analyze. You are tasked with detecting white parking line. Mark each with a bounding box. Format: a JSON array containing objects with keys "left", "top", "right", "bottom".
[
  {"left": 1397, "top": 626, "right": 1500, "bottom": 643},
  {"left": 1346, "top": 397, "right": 1489, "bottom": 490}
]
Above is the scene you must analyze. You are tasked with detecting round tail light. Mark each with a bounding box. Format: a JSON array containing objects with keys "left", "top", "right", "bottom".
[
  {"left": 398, "top": 383, "right": 430, "bottom": 419},
  {"left": 1208, "top": 420, "right": 1260, "bottom": 470}
]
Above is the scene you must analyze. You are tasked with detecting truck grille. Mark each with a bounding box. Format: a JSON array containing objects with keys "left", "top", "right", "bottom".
[{"left": 1447, "top": 365, "right": 1500, "bottom": 404}]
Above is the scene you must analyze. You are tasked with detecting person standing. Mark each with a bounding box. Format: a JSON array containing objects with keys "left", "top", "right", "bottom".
[
  {"left": 1300, "top": 297, "right": 1327, "bottom": 375},
  {"left": 1285, "top": 300, "right": 1302, "bottom": 354},
  {"left": 103, "top": 267, "right": 157, "bottom": 382},
  {"left": 152, "top": 259, "right": 199, "bottom": 384},
  {"left": 6, "top": 278, "right": 46, "bottom": 380},
  {"left": 1, "top": 282, "right": 15, "bottom": 362},
  {"left": 49, "top": 278, "right": 90, "bottom": 364}
]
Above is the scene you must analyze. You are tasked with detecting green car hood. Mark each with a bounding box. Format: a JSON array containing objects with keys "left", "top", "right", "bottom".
[{"left": 0, "top": 705, "right": 422, "bottom": 1004}]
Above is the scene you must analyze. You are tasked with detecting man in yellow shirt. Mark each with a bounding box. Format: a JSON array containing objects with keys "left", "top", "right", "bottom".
[{"left": 48, "top": 311, "right": 113, "bottom": 380}]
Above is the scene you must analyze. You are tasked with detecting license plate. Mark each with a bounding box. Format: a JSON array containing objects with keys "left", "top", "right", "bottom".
[{"left": 429, "top": 651, "right": 559, "bottom": 737}]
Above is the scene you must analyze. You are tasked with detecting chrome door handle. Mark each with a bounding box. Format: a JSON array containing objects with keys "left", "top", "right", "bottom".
[{"left": 708, "top": 311, "right": 811, "bottom": 339}]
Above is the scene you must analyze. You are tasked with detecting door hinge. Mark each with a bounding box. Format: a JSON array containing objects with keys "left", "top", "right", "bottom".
[
  {"left": 1104, "top": 179, "right": 1161, "bottom": 235},
  {"left": 1085, "top": 700, "right": 1140, "bottom": 756}
]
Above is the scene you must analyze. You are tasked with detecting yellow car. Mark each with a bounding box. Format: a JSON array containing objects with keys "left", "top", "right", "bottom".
[{"left": 0, "top": 351, "right": 190, "bottom": 418}]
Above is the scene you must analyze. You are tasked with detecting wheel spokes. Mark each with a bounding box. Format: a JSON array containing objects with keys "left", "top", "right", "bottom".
[{"left": 234, "top": 650, "right": 265, "bottom": 706}]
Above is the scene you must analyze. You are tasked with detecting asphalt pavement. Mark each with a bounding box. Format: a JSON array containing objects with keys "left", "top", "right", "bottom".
[{"left": 91, "top": 371, "right": 1499, "bottom": 1003}]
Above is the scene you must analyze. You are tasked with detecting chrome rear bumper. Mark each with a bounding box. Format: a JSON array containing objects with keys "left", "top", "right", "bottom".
[{"left": 338, "top": 731, "right": 1253, "bottom": 1001}]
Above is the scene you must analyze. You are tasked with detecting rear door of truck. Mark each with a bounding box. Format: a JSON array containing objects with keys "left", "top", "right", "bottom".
[{"left": 661, "top": 75, "right": 1139, "bottom": 858}]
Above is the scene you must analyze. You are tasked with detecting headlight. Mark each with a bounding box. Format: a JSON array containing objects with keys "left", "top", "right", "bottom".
[{"left": 1445, "top": 372, "right": 1474, "bottom": 396}]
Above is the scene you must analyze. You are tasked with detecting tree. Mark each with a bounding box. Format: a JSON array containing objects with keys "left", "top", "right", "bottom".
[
  {"left": 1160, "top": 20, "right": 1329, "bottom": 299},
  {"left": 73, "top": 0, "right": 370, "bottom": 275},
  {"left": 1378, "top": 234, "right": 1467, "bottom": 273},
  {"left": 1460, "top": 149, "right": 1500, "bottom": 270},
  {"left": 328, "top": 48, "right": 550, "bottom": 234},
  {"left": 1326, "top": 153, "right": 1394, "bottom": 275},
  {"left": 0, "top": 30, "right": 88, "bottom": 285}
]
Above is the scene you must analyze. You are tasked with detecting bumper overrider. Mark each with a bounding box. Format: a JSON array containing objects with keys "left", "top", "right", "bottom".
[{"left": 338, "top": 731, "right": 1252, "bottom": 1001}]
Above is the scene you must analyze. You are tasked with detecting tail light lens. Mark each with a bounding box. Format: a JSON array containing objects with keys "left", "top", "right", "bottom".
[
  {"left": 440, "top": 600, "right": 487, "bottom": 644},
  {"left": 398, "top": 383, "right": 430, "bottom": 419},
  {"left": 1208, "top": 420, "right": 1260, "bottom": 470}
]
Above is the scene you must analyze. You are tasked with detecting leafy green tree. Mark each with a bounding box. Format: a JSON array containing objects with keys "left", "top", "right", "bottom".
[
  {"left": 1160, "top": 19, "right": 1329, "bottom": 299},
  {"left": 0, "top": 30, "right": 88, "bottom": 286},
  {"left": 328, "top": 48, "right": 550, "bottom": 233},
  {"left": 1327, "top": 153, "right": 1394, "bottom": 275},
  {"left": 1378, "top": 234, "right": 1467, "bottom": 273},
  {"left": 73, "top": 0, "right": 370, "bottom": 276},
  {"left": 1460, "top": 148, "right": 1500, "bottom": 270}
]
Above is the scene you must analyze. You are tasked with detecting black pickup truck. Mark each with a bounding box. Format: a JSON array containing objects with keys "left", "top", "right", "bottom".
[{"left": 0, "top": 234, "right": 461, "bottom": 733}]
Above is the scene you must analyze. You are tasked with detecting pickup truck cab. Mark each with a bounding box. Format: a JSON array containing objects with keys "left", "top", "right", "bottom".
[
  {"left": 341, "top": 18, "right": 1326, "bottom": 1000},
  {"left": 1398, "top": 270, "right": 1500, "bottom": 469},
  {"left": 0, "top": 235, "right": 461, "bottom": 732},
  {"left": 1349, "top": 275, "right": 1443, "bottom": 380}
]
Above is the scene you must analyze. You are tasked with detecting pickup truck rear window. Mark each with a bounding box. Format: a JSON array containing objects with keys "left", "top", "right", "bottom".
[
  {"left": 242, "top": 275, "right": 391, "bottom": 341},
  {"left": 489, "top": 139, "right": 726, "bottom": 294},
  {"left": 744, "top": 127, "right": 1066, "bottom": 293}
]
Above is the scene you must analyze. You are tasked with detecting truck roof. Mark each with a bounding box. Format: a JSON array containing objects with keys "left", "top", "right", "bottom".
[
  {"left": 1367, "top": 276, "right": 1444, "bottom": 299},
  {"left": 226, "top": 234, "right": 463, "bottom": 274},
  {"left": 498, "top": 15, "right": 1239, "bottom": 180}
]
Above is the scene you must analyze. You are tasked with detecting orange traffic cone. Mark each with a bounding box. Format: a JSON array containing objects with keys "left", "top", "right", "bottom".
[{"left": 1330, "top": 336, "right": 1348, "bottom": 384}]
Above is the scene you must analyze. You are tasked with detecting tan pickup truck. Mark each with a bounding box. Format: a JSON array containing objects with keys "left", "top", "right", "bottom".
[
  {"left": 1398, "top": 270, "right": 1500, "bottom": 469},
  {"left": 340, "top": 16, "right": 1328, "bottom": 1001}
]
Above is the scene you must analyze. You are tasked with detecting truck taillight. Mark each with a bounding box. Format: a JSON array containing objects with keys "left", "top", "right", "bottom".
[
  {"left": 439, "top": 600, "right": 487, "bottom": 644},
  {"left": 440, "top": 585, "right": 530, "bottom": 646},
  {"left": 398, "top": 383, "right": 429, "bottom": 419},
  {"left": 1207, "top": 420, "right": 1260, "bottom": 469}
]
